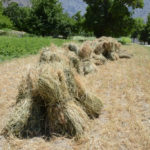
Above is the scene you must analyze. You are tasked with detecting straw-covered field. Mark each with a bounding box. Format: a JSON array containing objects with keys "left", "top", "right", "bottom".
[{"left": 0, "top": 42, "right": 150, "bottom": 150}]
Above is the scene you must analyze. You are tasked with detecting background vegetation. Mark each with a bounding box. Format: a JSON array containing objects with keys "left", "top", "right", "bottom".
[
  {"left": 1, "top": 0, "right": 150, "bottom": 62},
  {"left": 1, "top": 0, "right": 146, "bottom": 38}
]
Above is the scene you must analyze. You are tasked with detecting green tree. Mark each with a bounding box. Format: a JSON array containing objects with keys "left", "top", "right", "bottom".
[
  {"left": 144, "top": 14, "right": 150, "bottom": 44},
  {"left": 139, "top": 14, "right": 150, "bottom": 44},
  {"left": 4, "top": 0, "right": 73, "bottom": 37},
  {"left": 0, "top": 1, "right": 13, "bottom": 29},
  {"left": 72, "top": 11, "right": 85, "bottom": 35},
  {"left": 58, "top": 13, "right": 74, "bottom": 38},
  {"left": 3, "top": 2, "right": 30, "bottom": 31},
  {"left": 0, "top": 0, "right": 3, "bottom": 14},
  {"left": 83, "top": 0, "right": 144, "bottom": 37},
  {"left": 139, "top": 27, "right": 147, "bottom": 44},
  {"left": 29, "top": 0, "right": 73, "bottom": 37},
  {"left": 131, "top": 18, "right": 145, "bottom": 41}
]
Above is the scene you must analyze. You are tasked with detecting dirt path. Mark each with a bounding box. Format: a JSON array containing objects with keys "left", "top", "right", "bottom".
[{"left": 0, "top": 44, "right": 150, "bottom": 150}]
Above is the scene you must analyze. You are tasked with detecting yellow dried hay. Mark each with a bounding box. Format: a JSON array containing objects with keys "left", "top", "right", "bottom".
[
  {"left": 92, "top": 54, "right": 107, "bottom": 66},
  {"left": 79, "top": 94, "right": 103, "bottom": 118},
  {"left": 82, "top": 60, "right": 97, "bottom": 75},
  {"left": 79, "top": 43, "right": 92, "bottom": 59},
  {"left": 94, "top": 36, "right": 121, "bottom": 61},
  {"left": 69, "top": 56, "right": 82, "bottom": 74},
  {"left": 68, "top": 74, "right": 102, "bottom": 117},
  {"left": 17, "top": 66, "right": 39, "bottom": 101},
  {"left": 2, "top": 98, "right": 33, "bottom": 137},
  {"left": 118, "top": 50, "right": 133, "bottom": 59},
  {"left": 48, "top": 101, "right": 89, "bottom": 137},
  {"left": 63, "top": 42, "right": 79, "bottom": 55},
  {"left": 108, "top": 52, "right": 119, "bottom": 61},
  {"left": 39, "top": 48, "right": 61, "bottom": 64},
  {"left": 38, "top": 65, "right": 70, "bottom": 105},
  {"left": 94, "top": 43, "right": 105, "bottom": 55}
]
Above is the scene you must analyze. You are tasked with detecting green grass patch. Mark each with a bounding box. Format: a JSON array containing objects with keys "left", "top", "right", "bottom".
[{"left": 0, "top": 36, "right": 70, "bottom": 62}]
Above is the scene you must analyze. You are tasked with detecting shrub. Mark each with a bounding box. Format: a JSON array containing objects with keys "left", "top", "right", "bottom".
[
  {"left": 0, "top": 15, "right": 13, "bottom": 29},
  {"left": 118, "top": 37, "right": 132, "bottom": 45}
]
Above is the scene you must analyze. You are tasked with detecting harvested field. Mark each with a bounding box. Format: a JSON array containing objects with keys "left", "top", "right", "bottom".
[{"left": 0, "top": 44, "right": 150, "bottom": 150}]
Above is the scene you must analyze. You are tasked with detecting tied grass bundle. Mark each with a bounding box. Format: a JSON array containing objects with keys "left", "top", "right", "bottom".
[{"left": 2, "top": 48, "right": 102, "bottom": 138}]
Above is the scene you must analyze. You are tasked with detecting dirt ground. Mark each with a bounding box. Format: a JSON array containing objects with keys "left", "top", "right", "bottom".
[{"left": 0, "top": 44, "right": 150, "bottom": 150}]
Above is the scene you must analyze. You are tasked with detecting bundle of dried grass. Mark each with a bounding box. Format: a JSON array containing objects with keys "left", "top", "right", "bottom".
[
  {"left": 93, "top": 36, "right": 121, "bottom": 61},
  {"left": 38, "top": 65, "right": 70, "bottom": 105},
  {"left": 79, "top": 43, "right": 92, "bottom": 59},
  {"left": 40, "top": 48, "right": 61, "bottom": 64},
  {"left": 107, "top": 52, "right": 119, "bottom": 61},
  {"left": 94, "top": 43, "right": 105, "bottom": 55},
  {"left": 69, "top": 56, "right": 82, "bottom": 74},
  {"left": 64, "top": 73, "right": 102, "bottom": 117},
  {"left": 92, "top": 54, "right": 107, "bottom": 66},
  {"left": 48, "top": 101, "right": 89, "bottom": 137},
  {"left": 82, "top": 60, "right": 97, "bottom": 75},
  {"left": 79, "top": 94, "right": 103, "bottom": 118},
  {"left": 17, "top": 66, "right": 39, "bottom": 101},
  {"left": 2, "top": 98, "right": 33, "bottom": 137},
  {"left": 63, "top": 43, "right": 79, "bottom": 55}
]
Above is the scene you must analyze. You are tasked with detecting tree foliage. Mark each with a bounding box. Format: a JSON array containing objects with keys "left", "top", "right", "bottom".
[
  {"left": 29, "top": 0, "right": 76, "bottom": 37},
  {"left": 72, "top": 11, "right": 85, "bottom": 35},
  {"left": 131, "top": 18, "right": 145, "bottom": 39},
  {"left": 0, "top": 1, "right": 13, "bottom": 29},
  {"left": 140, "top": 14, "right": 150, "bottom": 44},
  {"left": 3, "top": 2, "right": 30, "bottom": 31},
  {"left": 145, "top": 14, "right": 150, "bottom": 44},
  {"left": 4, "top": 0, "right": 76, "bottom": 37},
  {"left": 83, "top": 0, "right": 144, "bottom": 37}
]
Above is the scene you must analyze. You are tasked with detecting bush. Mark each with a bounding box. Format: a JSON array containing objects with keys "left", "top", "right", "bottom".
[
  {"left": 118, "top": 37, "right": 132, "bottom": 45},
  {"left": 0, "top": 15, "right": 13, "bottom": 29}
]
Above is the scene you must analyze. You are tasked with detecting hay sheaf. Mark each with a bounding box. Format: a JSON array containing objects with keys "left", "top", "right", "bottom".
[
  {"left": 2, "top": 37, "right": 132, "bottom": 139},
  {"left": 93, "top": 37, "right": 121, "bottom": 59},
  {"left": 2, "top": 45, "right": 102, "bottom": 138},
  {"left": 79, "top": 42, "right": 92, "bottom": 59}
]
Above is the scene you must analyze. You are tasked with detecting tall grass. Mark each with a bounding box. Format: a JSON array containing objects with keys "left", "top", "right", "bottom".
[{"left": 0, "top": 36, "right": 70, "bottom": 62}]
